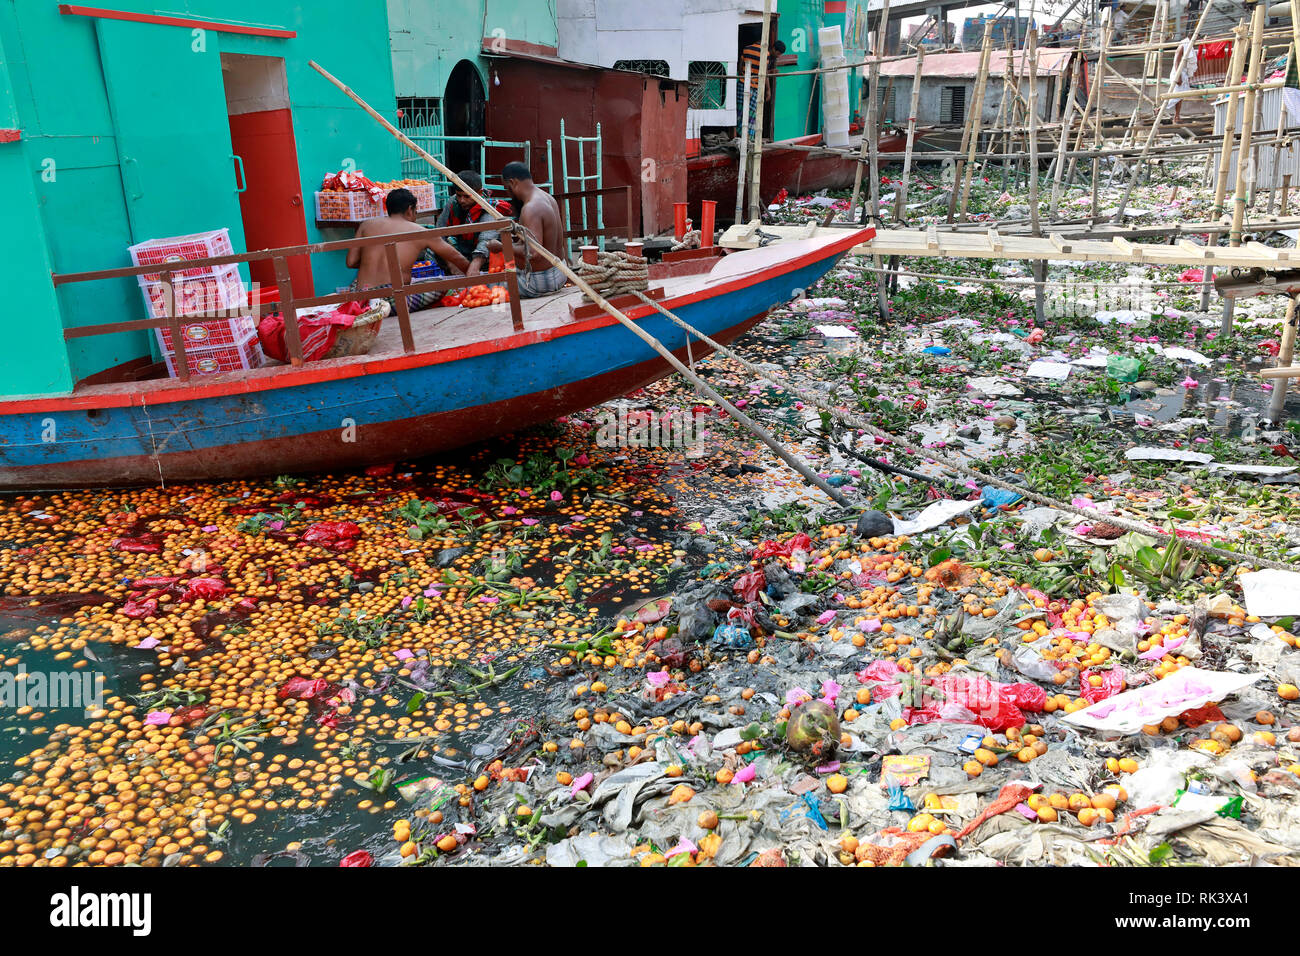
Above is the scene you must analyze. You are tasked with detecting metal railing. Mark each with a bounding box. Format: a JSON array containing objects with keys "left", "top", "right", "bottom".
[
  {"left": 557, "top": 184, "right": 635, "bottom": 254},
  {"left": 52, "top": 220, "right": 525, "bottom": 383}
]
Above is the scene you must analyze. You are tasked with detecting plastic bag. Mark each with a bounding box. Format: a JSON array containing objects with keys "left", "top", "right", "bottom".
[
  {"left": 1106, "top": 355, "right": 1143, "bottom": 383},
  {"left": 1080, "top": 667, "right": 1127, "bottom": 704}
]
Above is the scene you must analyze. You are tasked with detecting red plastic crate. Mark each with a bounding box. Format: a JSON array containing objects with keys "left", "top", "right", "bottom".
[
  {"left": 141, "top": 265, "right": 247, "bottom": 319},
  {"left": 129, "top": 229, "right": 234, "bottom": 281},
  {"left": 154, "top": 315, "right": 258, "bottom": 353},
  {"left": 162, "top": 332, "right": 265, "bottom": 378}
]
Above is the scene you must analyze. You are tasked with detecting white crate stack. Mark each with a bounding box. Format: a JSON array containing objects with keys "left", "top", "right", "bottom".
[
  {"left": 819, "top": 26, "right": 851, "bottom": 148},
  {"left": 127, "top": 228, "right": 265, "bottom": 377}
]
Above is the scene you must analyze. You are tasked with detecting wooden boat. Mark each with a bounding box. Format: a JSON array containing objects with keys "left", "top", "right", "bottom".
[
  {"left": 688, "top": 132, "right": 915, "bottom": 222},
  {"left": 0, "top": 229, "right": 870, "bottom": 490}
]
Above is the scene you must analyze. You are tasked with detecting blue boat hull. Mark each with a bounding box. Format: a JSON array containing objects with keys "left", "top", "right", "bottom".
[{"left": 0, "top": 233, "right": 865, "bottom": 488}]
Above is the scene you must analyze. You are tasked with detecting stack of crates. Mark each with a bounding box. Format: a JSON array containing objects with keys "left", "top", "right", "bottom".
[
  {"left": 819, "top": 26, "right": 851, "bottom": 148},
  {"left": 128, "top": 228, "right": 265, "bottom": 377}
]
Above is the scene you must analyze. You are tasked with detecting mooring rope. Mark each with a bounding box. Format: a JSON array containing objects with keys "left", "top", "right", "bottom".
[
  {"left": 631, "top": 290, "right": 1298, "bottom": 573},
  {"left": 575, "top": 250, "right": 650, "bottom": 302},
  {"left": 671, "top": 229, "right": 703, "bottom": 252}
]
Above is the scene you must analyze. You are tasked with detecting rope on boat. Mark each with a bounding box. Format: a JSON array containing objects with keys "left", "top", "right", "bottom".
[
  {"left": 671, "top": 229, "right": 703, "bottom": 252},
  {"left": 574, "top": 250, "right": 650, "bottom": 302},
  {"left": 630, "top": 290, "right": 1299, "bottom": 573}
]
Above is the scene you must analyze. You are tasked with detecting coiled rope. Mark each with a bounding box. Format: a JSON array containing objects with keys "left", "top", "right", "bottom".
[
  {"left": 630, "top": 290, "right": 1298, "bottom": 573},
  {"left": 575, "top": 250, "right": 649, "bottom": 302}
]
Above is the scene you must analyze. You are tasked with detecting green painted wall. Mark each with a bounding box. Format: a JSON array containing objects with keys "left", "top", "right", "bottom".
[
  {"left": 3, "top": 0, "right": 399, "bottom": 397},
  {"left": 773, "top": 0, "right": 825, "bottom": 142},
  {"left": 388, "top": 0, "right": 557, "bottom": 99}
]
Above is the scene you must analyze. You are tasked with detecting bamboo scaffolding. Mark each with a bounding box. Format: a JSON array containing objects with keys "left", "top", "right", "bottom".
[
  {"left": 954, "top": 23, "right": 996, "bottom": 221},
  {"left": 894, "top": 46, "right": 925, "bottom": 223}
]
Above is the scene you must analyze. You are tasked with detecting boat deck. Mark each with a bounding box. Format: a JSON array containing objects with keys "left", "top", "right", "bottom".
[{"left": 63, "top": 266, "right": 734, "bottom": 402}]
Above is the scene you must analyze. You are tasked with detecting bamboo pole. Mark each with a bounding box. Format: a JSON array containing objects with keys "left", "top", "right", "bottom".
[
  {"left": 1267, "top": 295, "right": 1298, "bottom": 424},
  {"left": 1222, "top": 4, "right": 1268, "bottom": 338},
  {"left": 1050, "top": 37, "right": 1085, "bottom": 218},
  {"left": 947, "top": 21, "right": 994, "bottom": 222},
  {"left": 850, "top": 0, "right": 890, "bottom": 223},
  {"left": 1201, "top": 23, "right": 1250, "bottom": 312},
  {"left": 747, "top": 0, "right": 774, "bottom": 222},
  {"left": 735, "top": 64, "right": 753, "bottom": 224},
  {"left": 894, "top": 46, "right": 924, "bottom": 223},
  {"left": 1111, "top": 14, "right": 1201, "bottom": 222},
  {"left": 1230, "top": 4, "right": 1267, "bottom": 248},
  {"left": 1089, "top": 17, "right": 1113, "bottom": 222},
  {"left": 1027, "top": 29, "right": 1046, "bottom": 326},
  {"left": 308, "top": 60, "right": 853, "bottom": 507},
  {"left": 956, "top": 24, "right": 996, "bottom": 221},
  {"left": 1066, "top": 10, "right": 1111, "bottom": 187}
]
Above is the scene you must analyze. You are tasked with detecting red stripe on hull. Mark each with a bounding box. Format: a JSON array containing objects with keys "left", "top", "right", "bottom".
[{"left": 5, "top": 313, "right": 767, "bottom": 489}]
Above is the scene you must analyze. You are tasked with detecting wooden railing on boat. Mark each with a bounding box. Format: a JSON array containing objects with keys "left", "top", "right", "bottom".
[{"left": 50, "top": 219, "right": 525, "bottom": 382}]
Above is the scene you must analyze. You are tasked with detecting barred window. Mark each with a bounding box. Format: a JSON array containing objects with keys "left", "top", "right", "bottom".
[
  {"left": 941, "top": 85, "right": 966, "bottom": 124},
  {"left": 613, "top": 59, "right": 671, "bottom": 77},
  {"left": 688, "top": 61, "right": 727, "bottom": 108}
]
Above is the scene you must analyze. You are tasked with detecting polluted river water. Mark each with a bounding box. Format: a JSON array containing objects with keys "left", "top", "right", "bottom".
[{"left": 4, "top": 178, "right": 1300, "bottom": 868}]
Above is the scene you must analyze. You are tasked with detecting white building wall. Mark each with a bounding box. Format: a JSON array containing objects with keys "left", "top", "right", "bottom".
[{"left": 557, "top": 0, "right": 763, "bottom": 139}]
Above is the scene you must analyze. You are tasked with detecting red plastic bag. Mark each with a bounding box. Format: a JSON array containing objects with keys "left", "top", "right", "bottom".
[
  {"left": 278, "top": 677, "right": 331, "bottom": 701},
  {"left": 339, "top": 850, "right": 374, "bottom": 867},
  {"left": 1080, "top": 668, "right": 1126, "bottom": 704},
  {"left": 909, "top": 674, "right": 1027, "bottom": 731},
  {"left": 258, "top": 302, "right": 367, "bottom": 364},
  {"left": 754, "top": 532, "right": 813, "bottom": 560},
  {"left": 1178, "top": 703, "right": 1225, "bottom": 728},
  {"left": 181, "top": 577, "right": 229, "bottom": 602},
  {"left": 733, "top": 569, "right": 766, "bottom": 603},
  {"left": 1002, "top": 682, "right": 1047, "bottom": 713}
]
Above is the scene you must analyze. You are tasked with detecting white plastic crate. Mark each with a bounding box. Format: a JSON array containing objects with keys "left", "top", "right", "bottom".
[{"left": 315, "top": 190, "right": 383, "bottom": 221}]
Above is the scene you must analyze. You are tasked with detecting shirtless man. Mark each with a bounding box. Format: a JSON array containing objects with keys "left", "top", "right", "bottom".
[
  {"left": 500, "top": 162, "right": 567, "bottom": 297},
  {"left": 346, "top": 188, "right": 468, "bottom": 310}
]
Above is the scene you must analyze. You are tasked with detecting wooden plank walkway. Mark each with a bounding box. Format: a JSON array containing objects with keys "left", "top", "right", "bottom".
[{"left": 719, "top": 221, "right": 1298, "bottom": 270}]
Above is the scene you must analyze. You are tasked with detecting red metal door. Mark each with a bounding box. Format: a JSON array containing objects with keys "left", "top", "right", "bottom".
[{"left": 228, "top": 108, "right": 313, "bottom": 296}]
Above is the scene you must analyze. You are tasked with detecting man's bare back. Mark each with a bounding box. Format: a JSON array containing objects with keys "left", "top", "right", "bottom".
[
  {"left": 517, "top": 190, "right": 564, "bottom": 271},
  {"left": 347, "top": 214, "right": 431, "bottom": 290}
]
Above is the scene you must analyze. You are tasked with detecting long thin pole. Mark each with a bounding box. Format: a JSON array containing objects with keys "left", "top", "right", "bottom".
[
  {"left": 1201, "top": 22, "right": 1249, "bottom": 312},
  {"left": 1066, "top": 9, "right": 1110, "bottom": 187},
  {"left": 1111, "top": 23, "right": 1196, "bottom": 221},
  {"left": 735, "top": 64, "right": 753, "bottom": 224},
  {"left": 1027, "top": 29, "right": 1046, "bottom": 326},
  {"left": 308, "top": 59, "right": 852, "bottom": 507},
  {"left": 955, "top": 24, "right": 996, "bottom": 221},
  {"left": 1268, "top": 295, "right": 1298, "bottom": 424},
  {"left": 849, "top": 0, "right": 890, "bottom": 222},
  {"left": 895, "top": 46, "right": 925, "bottom": 223},
  {"left": 1223, "top": 3, "right": 1268, "bottom": 339},
  {"left": 948, "top": 21, "right": 994, "bottom": 221},
  {"left": 1230, "top": 5, "right": 1267, "bottom": 248},
  {"left": 1050, "top": 36, "right": 1085, "bottom": 218},
  {"left": 1089, "top": 15, "right": 1114, "bottom": 221},
  {"left": 747, "top": 0, "right": 774, "bottom": 221}
]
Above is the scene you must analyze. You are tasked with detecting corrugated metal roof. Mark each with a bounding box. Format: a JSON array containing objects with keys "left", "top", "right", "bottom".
[{"left": 878, "top": 48, "right": 1074, "bottom": 79}]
